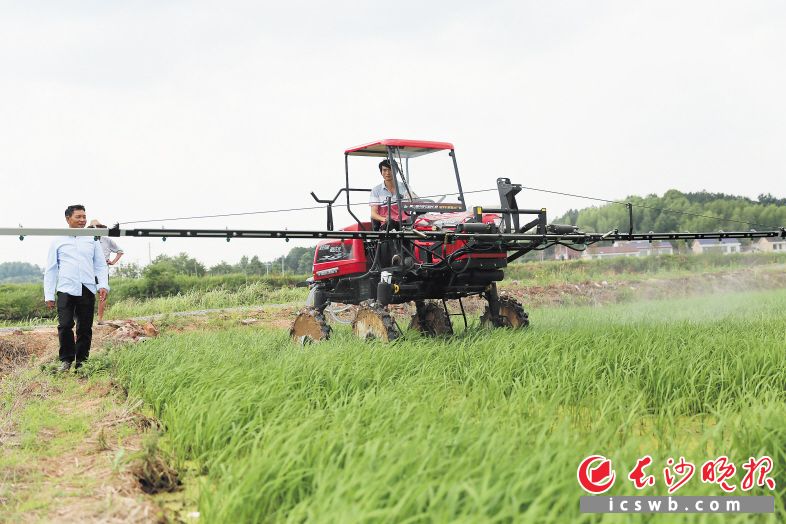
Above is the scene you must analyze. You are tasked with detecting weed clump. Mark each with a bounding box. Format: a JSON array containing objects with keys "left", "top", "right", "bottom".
[
  {"left": 0, "top": 337, "right": 29, "bottom": 374},
  {"left": 73, "top": 353, "right": 113, "bottom": 378},
  {"left": 131, "top": 437, "right": 181, "bottom": 495}
]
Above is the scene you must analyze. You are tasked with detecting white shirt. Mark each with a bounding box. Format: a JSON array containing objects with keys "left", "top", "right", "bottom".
[
  {"left": 99, "top": 237, "right": 124, "bottom": 260},
  {"left": 369, "top": 183, "right": 417, "bottom": 205},
  {"left": 44, "top": 235, "right": 110, "bottom": 301}
]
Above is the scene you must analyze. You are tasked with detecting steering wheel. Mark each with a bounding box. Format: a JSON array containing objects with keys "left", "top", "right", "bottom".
[{"left": 417, "top": 195, "right": 447, "bottom": 204}]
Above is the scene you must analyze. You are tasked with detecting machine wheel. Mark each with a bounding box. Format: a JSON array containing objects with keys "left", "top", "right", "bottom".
[
  {"left": 290, "top": 307, "right": 331, "bottom": 344},
  {"left": 409, "top": 301, "right": 453, "bottom": 336},
  {"left": 480, "top": 296, "right": 530, "bottom": 329},
  {"left": 352, "top": 301, "right": 399, "bottom": 342}
]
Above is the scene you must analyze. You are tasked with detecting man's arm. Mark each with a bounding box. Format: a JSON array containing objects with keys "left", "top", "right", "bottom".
[
  {"left": 107, "top": 239, "right": 124, "bottom": 265},
  {"left": 43, "top": 241, "right": 58, "bottom": 306},
  {"left": 370, "top": 204, "right": 387, "bottom": 222},
  {"left": 370, "top": 186, "right": 386, "bottom": 223}
]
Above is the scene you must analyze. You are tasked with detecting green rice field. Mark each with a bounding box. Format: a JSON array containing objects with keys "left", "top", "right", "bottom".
[{"left": 111, "top": 289, "right": 786, "bottom": 523}]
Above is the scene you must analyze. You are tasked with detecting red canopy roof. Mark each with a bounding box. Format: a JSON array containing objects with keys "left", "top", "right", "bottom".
[{"left": 345, "top": 139, "right": 454, "bottom": 158}]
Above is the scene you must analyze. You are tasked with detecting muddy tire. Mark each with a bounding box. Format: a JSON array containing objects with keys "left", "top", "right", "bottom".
[
  {"left": 409, "top": 301, "right": 453, "bottom": 336},
  {"left": 352, "top": 301, "right": 399, "bottom": 342},
  {"left": 290, "top": 307, "right": 331, "bottom": 344},
  {"left": 480, "top": 296, "right": 529, "bottom": 329}
]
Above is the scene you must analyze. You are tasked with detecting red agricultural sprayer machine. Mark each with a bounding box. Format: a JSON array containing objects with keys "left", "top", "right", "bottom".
[{"left": 3, "top": 139, "right": 784, "bottom": 343}]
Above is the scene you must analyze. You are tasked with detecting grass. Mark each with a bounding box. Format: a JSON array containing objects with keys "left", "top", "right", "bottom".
[
  {"left": 104, "top": 282, "right": 307, "bottom": 319},
  {"left": 0, "top": 282, "right": 307, "bottom": 326},
  {"left": 0, "top": 318, "right": 56, "bottom": 328},
  {"left": 506, "top": 252, "right": 786, "bottom": 285},
  {"left": 0, "top": 284, "right": 52, "bottom": 322},
  {"left": 109, "top": 288, "right": 786, "bottom": 523}
]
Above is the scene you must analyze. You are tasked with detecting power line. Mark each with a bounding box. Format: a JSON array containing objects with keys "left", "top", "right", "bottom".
[
  {"left": 119, "top": 205, "right": 327, "bottom": 225},
  {"left": 118, "top": 185, "right": 779, "bottom": 230},
  {"left": 625, "top": 202, "right": 776, "bottom": 229},
  {"left": 517, "top": 184, "right": 777, "bottom": 229},
  {"left": 118, "top": 188, "right": 498, "bottom": 225}
]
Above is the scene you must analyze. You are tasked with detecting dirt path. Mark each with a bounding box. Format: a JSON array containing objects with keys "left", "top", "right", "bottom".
[
  {"left": 0, "top": 322, "right": 185, "bottom": 523},
  {"left": 0, "top": 303, "right": 296, "bottom": 335}
]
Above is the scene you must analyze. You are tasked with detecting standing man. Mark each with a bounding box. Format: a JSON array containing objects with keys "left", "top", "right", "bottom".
[
  {"left": 88, "top": 219, "right": 123, "bottom": 323},
  {"left": 44, "top": 205, "right": 109, "bottom": 372}
]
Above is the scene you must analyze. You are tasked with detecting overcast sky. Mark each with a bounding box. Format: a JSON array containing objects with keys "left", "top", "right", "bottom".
[{"left": 1, "top": 1, "right": 784, "bottom": 268}]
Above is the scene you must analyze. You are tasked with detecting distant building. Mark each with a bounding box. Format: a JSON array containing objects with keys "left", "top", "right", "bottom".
[
  {"left": 691, "top": 238, "right": 741, "bottom": 255},
  {"left": 578, "top": 240, "right": 674, "bottom": 260},
  {"left": 626, "top": 240, "right": 674, "bottom": 256},
  {"left": 753, "top": 237, "right": 786, "bottom": 253},
  {"left": 582, "top": 243, "right": 640, "bottom": 260}
]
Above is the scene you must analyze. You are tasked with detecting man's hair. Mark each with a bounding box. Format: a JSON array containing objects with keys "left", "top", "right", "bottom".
[
  {"left": 379, "top": 159, "right": 400, "bottom": 173},
  {"left": 65, "top": 205, "right": 85, "bottom": 218}
]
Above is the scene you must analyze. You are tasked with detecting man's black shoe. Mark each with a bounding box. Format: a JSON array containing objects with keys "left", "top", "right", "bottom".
[
  {"left": 74, "top": 361, "right": 85, "bottom": 370},
  {"left": 58, "top": 361, "right": 72, "bottom": 373}
]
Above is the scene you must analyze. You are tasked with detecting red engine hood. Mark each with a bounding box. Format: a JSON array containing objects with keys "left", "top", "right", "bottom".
[{"left": 413, "top": 212, "right": 500, "bottom": 231}]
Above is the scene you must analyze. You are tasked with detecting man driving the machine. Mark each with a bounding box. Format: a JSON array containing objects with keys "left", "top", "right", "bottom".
[{"left": 369, "top": 159, "right": 417, "bottom": 230}]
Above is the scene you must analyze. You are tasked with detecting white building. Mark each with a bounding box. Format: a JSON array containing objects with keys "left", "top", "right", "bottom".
[
  {"left": 580, "top": 240, "right": 674, "bottom": 260},
  {"left": 753, "top": 237, "right": 786, "bottom": 253},
  {"left": 583, "top": 243, "right": 640, "bottom": 260},
  {"left": 691, "top": 238, "right": 741, "bottom": 255},
  {"left": 626, "top": 240, "right": 674, "bottom": 256}
]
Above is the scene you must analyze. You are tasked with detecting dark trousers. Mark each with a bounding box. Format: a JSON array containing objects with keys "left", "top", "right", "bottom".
[
  {"left": 372, "top": 220, "right": 402, "bottom": 269},
  {"left": 57, "top": 285, "right": 95, "bottom": 363}
]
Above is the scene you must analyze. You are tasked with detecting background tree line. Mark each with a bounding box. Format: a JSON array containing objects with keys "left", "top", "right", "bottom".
[
  {"left": 207, "top": 247, "right": 314, "bottom": 276},
  {"left": 113, "top": 248, "right": 316, "bottom": 281},
  {"left": 1, "top": 248, "right": 316, "bottom": 287},
  {"left": 555, "top": 190, "right": 786, "bottom": 236},
  {"left": 0, "top": 262, "right": 43, "bottom": 284}
]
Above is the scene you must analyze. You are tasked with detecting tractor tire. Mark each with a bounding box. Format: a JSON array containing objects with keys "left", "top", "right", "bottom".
[
  {"left": 352, "top": 301, "right": 399, "bottom": 342},
  {"left": 290, "top": 307, "right": 331, "bottom": 344},
  {"left": 480, "top": 296, "right": 530, "bottom": 329},
  {"left": 409, "top": 301, "right": 453, "bottom": 336}
]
